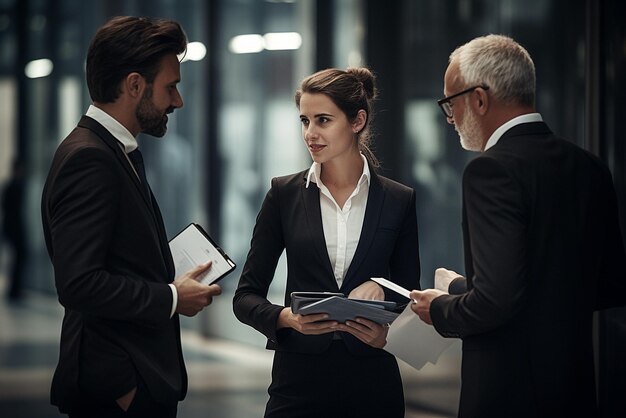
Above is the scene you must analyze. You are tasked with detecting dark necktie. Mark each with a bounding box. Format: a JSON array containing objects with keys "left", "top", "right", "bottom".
[{"left": 127, "top": 148, "right": 151, "bottom": 200}]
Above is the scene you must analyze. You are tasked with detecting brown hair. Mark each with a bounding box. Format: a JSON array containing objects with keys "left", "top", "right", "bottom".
[
  {"left": 295, "top": 67, "right": 380, "bottom": 168},
  {"left": 86, "top": 16, "right": 187, "bottom": 103}
]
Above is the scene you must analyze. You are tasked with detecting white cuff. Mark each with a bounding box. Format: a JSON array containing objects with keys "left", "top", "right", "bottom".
[{"left": 168, "top": 284, "right": 178, "bottom": 318}]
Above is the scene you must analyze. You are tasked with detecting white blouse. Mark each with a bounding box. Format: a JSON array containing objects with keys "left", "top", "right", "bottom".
[{"left": 305, "top": 155, "right": 370, "bottom": 287}]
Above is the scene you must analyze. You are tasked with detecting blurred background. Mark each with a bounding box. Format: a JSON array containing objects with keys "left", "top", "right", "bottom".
[{"left": 1, "top": 0, "right": 625, "bottom": 416}]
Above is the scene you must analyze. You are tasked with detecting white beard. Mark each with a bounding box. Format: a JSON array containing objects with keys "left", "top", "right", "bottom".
[{"left": 458, "top": 108, "right": 484, "bottom": 152}]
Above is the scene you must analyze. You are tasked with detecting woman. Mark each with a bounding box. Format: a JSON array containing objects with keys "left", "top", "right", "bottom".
[{"left": 233, "top": 67, "right": 420, "bottom": 417}]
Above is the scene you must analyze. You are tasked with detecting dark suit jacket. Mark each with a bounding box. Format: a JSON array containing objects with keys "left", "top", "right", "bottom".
[
  {"left": 41, "top": 116, "right": 186, "bottom": 413},
  {"left": 233, "top": 168, "right": 421, "bottom": 356},
  {"left": 431, "top": 122, "right": 626, "bottom": 417}
]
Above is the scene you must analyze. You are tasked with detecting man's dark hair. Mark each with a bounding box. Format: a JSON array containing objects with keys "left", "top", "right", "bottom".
[{"left": 86, "top": 16, "right": 187, "bottom": 103}]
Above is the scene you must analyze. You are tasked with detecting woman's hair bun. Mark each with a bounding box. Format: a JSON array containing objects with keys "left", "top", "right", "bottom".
[{"left": 347, "top": 67, "right": 377, "bottom": 100}]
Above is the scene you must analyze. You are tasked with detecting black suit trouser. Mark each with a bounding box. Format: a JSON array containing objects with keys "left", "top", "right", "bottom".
[
  {"left": 265, "top": 339, "right": 404, "bottom": 418},
  {"left": 67, "top": 375, "right": 177, "bottom": 418}
]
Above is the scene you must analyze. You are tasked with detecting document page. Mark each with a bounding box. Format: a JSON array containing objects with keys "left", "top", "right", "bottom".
[
  {"left": 385, "top": 304, "right": 454, "bottom": 370},
  {"left": 372, "top": 277, "right": 455, "bottom": 369},
  {"left": 169, "top": 224, "right": 236, "bottom": 285}
]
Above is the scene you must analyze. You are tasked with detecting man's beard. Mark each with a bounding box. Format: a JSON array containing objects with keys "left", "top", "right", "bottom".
[
  {"left": 457, "top": 107, "right": 484, "bottom": 152},
  {"left": 136, "top": 86, "right": 170, "bottom": 137}
]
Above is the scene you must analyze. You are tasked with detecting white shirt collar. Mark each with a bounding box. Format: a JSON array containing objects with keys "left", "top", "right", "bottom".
[
  {"left": 86, "top": 105, "right": 138, "bottom": 153},
  {"left": 305, "top": 154, "right": 371, "bottom": 190},
  {"left": 483, "top": 113, "right": 543, "bottom": 151}
]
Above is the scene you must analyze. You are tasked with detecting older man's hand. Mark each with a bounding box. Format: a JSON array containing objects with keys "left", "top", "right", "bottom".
[{"left": 409, "top": 289, "right": 447, "bottom": 325}]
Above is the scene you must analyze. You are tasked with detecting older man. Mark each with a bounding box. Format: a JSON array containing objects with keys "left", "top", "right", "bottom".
[{"left": 411, "top": 34, "right": 626, "bottom": 417}]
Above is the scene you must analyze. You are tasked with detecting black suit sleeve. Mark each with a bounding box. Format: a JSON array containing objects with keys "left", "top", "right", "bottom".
[
  {"left": 46, "top": 147, "right": 172, "bottom": 325},
  {"left": 448, "top": 277, "right": 467, "bottom": 295},
  {"left": 233, "top": 178, "right": 286, "bottom": 342},
  {"left": 431, "top": 156, "right": 529, "bottom": 338}
]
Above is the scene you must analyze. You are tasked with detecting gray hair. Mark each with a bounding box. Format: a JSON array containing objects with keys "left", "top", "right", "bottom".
[{"left": 450, "top": 34, "right": 535, "bottom": 107}]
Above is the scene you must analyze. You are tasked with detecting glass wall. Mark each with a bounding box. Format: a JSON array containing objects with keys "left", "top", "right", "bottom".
[
  {"left": 203, "top": 0, "right": 315, "bottom": 345},
  {"left": 0, "top": 0, "right": 585, "bottom": 336},
  {"left": 3, "top": 0, "right": 589, "bottom": 335},
  {"left": 0, "top": 0, "right": 16, "bottom": 183},
  {"left": 388, "top": 0, "right": 586, "bottom": 289},
  {"left": 5, "top": 0, "right": 212, "bottom": 296}
]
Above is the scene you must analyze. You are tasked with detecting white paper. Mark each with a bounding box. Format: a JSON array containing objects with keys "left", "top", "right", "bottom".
[
  {"left": 169, "top": 224, "right": 235, "bottom": 284},
  {"left": 370, "top": 277, "right": 455, "bottom": 369},
  {"left": 434, "top": 267, "right": 463, "bottom": 293},
  {"left": 384, "top": 304, "right": 455, "bottom": 370},
  {"left": 371, "top": 277, "right": 412, "bottom": 299}
]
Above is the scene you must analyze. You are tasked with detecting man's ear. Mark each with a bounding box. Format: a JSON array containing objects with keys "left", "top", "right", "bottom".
[
  {"left": 124, "top": 72, "right": 145, "bottom": 99},
  {"left": 352, "top": 109, "right": 367, "bottom": 134},
  {"left": 474, "top": 87, "right": 489, "bottom": 116}
]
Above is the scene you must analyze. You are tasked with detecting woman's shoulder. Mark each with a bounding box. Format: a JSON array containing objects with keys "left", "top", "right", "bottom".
[
  {"left": 270, "top": 168, "right": 309, "bottom": 188},
  {"left": 374, "top": 172, "right": 414, "bottom": 195}
]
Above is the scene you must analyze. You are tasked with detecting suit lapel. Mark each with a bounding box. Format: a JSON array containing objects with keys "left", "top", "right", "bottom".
[
  {"left": 150, "top": 193, "right": 175, "bottom": 278},
  {"left": 78, "top": 116, "right": 175, "bottom": 280},
  {"left": 300, "top": 173, "right": 338, "bottom": 289},
  {"left": 78, "top": 116, "right": 154, "bottom": 211},
  {"left": 342, "top": 171, "right": 384, "bottom": 288}
]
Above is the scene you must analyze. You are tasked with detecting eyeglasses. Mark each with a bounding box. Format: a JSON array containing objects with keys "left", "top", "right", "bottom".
[{"left": 437, "top": 85, "right": 489, "bottom": 118}]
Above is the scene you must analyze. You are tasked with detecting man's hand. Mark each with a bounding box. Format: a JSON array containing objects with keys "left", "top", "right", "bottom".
[
  {"left": 277, "top": 307, "right": 338, "bottom": 335},
  {"left": 174, "top": 261, "right": 222, "bottom": 317},
  {"left": 116, "top": 386, "right": 137, "bottom": 411},
  {"left": 348, "top": 280, "right": 385, "bottom": 300},
  {"left": 409, "top": 289, "right": 446, "bottom": 325}
]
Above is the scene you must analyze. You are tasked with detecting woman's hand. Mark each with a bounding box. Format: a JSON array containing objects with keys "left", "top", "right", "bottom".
[
  {"left": 337, "top": 317, "right": 388, "bottom": 348},
  {"left": 277, "top": 307, "right": 338, "bottom": 335},
  {"left": 348, "top": 280, "right": 385, "bottom": 300}
]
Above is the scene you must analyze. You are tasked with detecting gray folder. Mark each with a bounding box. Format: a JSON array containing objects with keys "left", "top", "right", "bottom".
[{"left": 290, "top": 292, "right": 400, "bottom": 325}]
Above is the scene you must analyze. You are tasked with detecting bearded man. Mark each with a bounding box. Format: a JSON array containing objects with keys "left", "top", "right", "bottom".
[{"left": 41, "top": 16, "right": 222, "bottom": 418}]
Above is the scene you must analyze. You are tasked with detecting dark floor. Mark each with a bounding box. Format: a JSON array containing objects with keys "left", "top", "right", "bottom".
[{"left": 0, "top": 276, "right": 460, "bottom": 418}]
